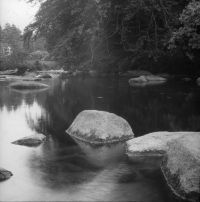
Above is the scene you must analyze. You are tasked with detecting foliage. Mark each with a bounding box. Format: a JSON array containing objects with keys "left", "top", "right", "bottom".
[
  {"left": 0, "top": 24, "right": 27, "bottom": 70},
  {"left": 26, "top": 0, "right": 197, "bottom": 72},
  {"left": 0, "top": 24, "right": 22, "bottom": 51},
  {"left": 169, "top": 1, "right": 200, "bottom": 61}
]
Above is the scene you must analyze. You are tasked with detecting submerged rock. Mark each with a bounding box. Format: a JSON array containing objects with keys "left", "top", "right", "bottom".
[
  {"left": 0, "top": 168, "right": 13, "bottom": 181},
  {"left": 74, "top": 139, "right": 125, "bottom": 167},
  {"left": 161, "top": 134, "right": 200, "bottom": 202},
  {"left": 12, "top": 133, "right": 46, "bottom": 147},
  {"left": 129, "top": 75, "right": 167, "bottom": 86},
  {"left": 9, "top": 81, "right": 49, "bottom": 90},
  {"left": 66, "top": 110, "right": 134, "bottom": 145}
]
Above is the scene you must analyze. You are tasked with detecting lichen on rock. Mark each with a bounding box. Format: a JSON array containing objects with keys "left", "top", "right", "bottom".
[{"left": 66, "top": 110, "right": 134, "bottom": 144}]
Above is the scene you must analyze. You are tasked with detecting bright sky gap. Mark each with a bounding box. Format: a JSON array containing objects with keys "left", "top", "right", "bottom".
[{"left": 0, "top": 0, "right": 39, "bottom": 31}]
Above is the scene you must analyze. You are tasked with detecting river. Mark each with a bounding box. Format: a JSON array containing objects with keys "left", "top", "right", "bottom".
[{"left": 0, "top": 76, "right": 199, "bottom": 201}]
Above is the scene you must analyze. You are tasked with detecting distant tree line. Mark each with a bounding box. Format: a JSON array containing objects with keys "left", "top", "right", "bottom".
[
  {"left": 0, "top": 24, "right": 27, "bottom": 70},
  {"left": 25, "top": 0, "right": 200, "bottom": 74},
  {"left": 0, "top": 23, "right": 47, "bottom": 71}
]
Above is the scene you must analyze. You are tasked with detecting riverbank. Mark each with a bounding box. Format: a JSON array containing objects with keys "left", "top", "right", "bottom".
[{"left": 0, "top": 69, "right": 199, "bottom": 84}]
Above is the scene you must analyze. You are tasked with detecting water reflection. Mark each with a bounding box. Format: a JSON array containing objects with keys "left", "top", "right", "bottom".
[
  {"left": 0, "top": 77, "right": 199, "bottom": 201},
  {"left": 10, "top": 88, "right": 49, "bottom": 95},
  {"left": 73, "top": 139, "right": 126, "bottom": 167},
  {"left": 41, "top": 78, "right": 200, "bottom": 136}
]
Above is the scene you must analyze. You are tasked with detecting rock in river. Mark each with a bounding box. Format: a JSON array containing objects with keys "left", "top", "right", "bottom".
[
  {"left": 12, "top": 133, "right": 46, "bottom": 147},
  {"left": 36, "top": 73, "right": 52, "bottom": 79},
  {"left": 126, "top": 132, "right": 200, "bottom": 202},
  {"left": 66, "top": 110, "right": 134, "bottom": 145},
  {"left": 0, "top": 168, "right": 13, "bottom": 181},
  {"left": 9, "top": 81, "right": 49, "bottom": 90},
  {"left": 126, "top": 132, "right": 191, "bottom": 158},
  {"left": 129, "top": 75, "right": 167, "bottom": 86},
  {"left": 161, "top": 134, "right": 200, "bottom": 202}
]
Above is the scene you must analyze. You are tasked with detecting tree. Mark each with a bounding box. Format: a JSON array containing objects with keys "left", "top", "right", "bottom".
[
  {"left": 26, "top": 0, "right": 191, "bottom": 71},
  {"left": 1, "top": 23, "right": 22, "bottom": 51},
  {"left": 169, "top": 0, "right": 200, "bottom": 62},
  {"left": 0, "top": 24, "right": 27, "bottom": 70}
]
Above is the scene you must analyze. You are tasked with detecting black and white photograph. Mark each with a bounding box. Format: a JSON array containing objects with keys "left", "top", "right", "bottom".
[{"left": 0, "top": 0, "right": 200, "bottom": 201}]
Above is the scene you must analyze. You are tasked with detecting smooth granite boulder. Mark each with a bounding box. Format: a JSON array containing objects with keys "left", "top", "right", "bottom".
[
  {"left": 0, "top": 168, "right": 13, "bottom": 181},
  {"left": 66, "top": 110, "right": 134, "bottom": 145},
  {"left": 12, "top": 133, "right": 46, "bottom": 147},
  {"left": 161, "top": 134, "right": 200, "bottom": 202},
  {"left": 9, "top": 81, "right": 49, "bottom": 90}
]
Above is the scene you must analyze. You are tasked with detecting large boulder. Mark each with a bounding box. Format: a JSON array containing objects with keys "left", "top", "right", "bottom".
[
  {"left": 0, "top": 168, "right": 13, "bottom": 181},
  {"left": 9, "top": 81, "right": 49, "bottom": 90},
  {"left": 161, "top": 134, "right": 200, "bottom": 202},
  {"left": 126, "top": 132, "right": 191, "bottom": 158},
  {"left": 129, "top": 75, "right": 167, "bottom": 87},
  {"left": 66, "top": 110, "right": 134, "bottom": 145},
  {"left": 12, "top": 133, "right": 46, "bottom": 147},
  {"left": 126, "top": 132, "right": 200, "bottom": 202}
]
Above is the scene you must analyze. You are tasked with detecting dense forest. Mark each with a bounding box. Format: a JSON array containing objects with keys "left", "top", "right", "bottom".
[
  {"left": 1, "top": 0, "right": 200, "bottom": 75},
  {"left": 23, "top": 0, "right": 200, "bottom": 75},
  {"left": 0, "top": 24, "right": 26, "bottom": 69},
  {"left": 0, "top": 23, "right": 46, "bottom": 71}
]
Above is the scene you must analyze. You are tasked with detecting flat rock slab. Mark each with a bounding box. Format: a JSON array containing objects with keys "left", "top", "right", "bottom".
[
  {"left": 129, "top": 75, "right": 167, "bottom": 87},
  {"left": 0, "top": 168, "right": 13, "bottom": 181},
  {"left": 12, "top": 133, "right": 46, "bottom": 147},
  {"left": 161, "top": 134, "right": 200, "bottom": 202},
  {"left": 66, "top": 110, "right": 134, "bottom": 145},
  {"left": 126, "top": 132, "right": 197, "bottom": 158},
  {"left": 9, "top": 81, "right": 49, "bottom": 90}
]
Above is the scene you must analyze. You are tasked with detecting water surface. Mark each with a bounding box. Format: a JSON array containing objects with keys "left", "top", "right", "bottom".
[{"left": 0, "top": 77, "right": 199, "bottom": 201}]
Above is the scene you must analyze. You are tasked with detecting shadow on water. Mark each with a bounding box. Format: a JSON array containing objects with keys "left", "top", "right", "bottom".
[{"left": 0, "top": 77, "right": 199, "bottom": 201}]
